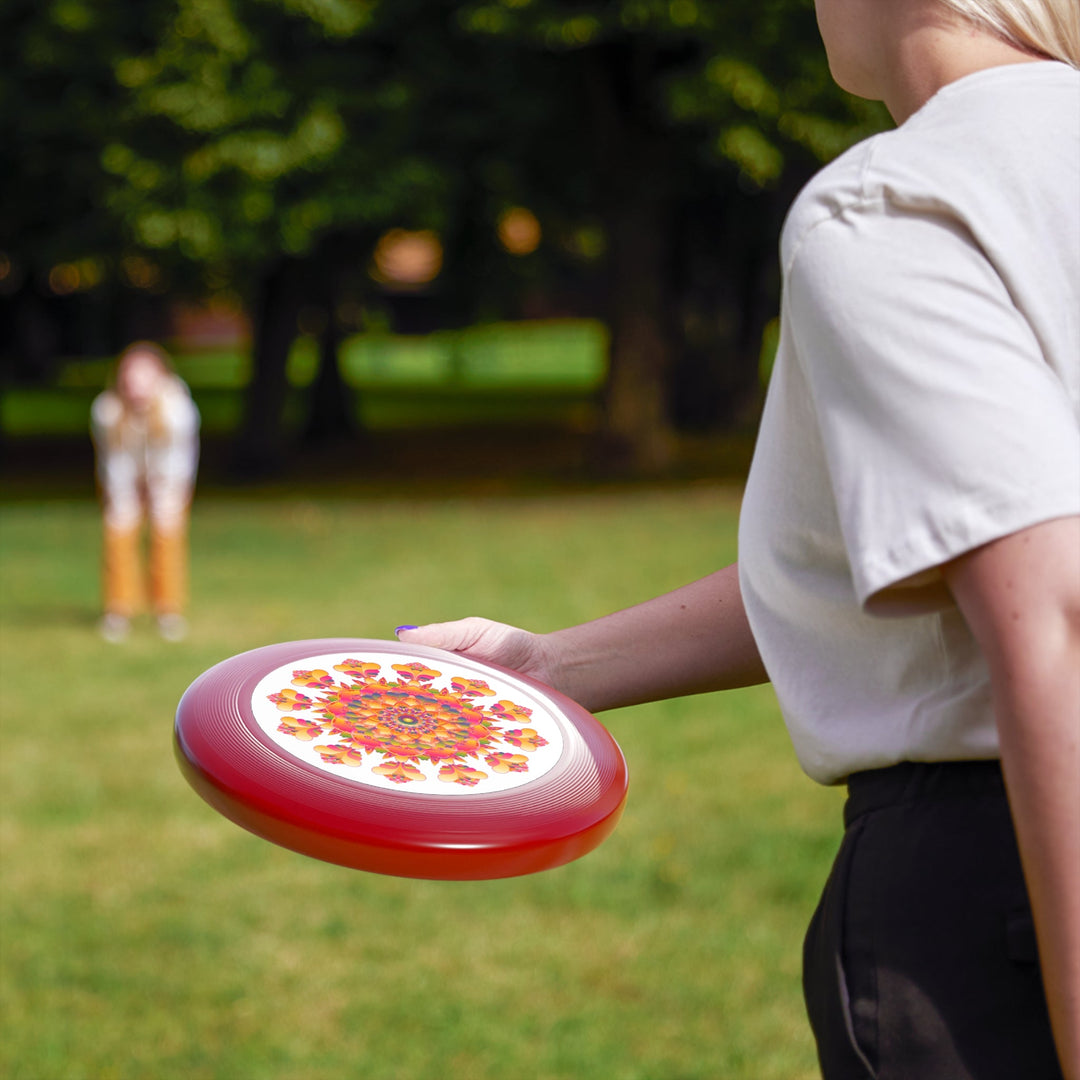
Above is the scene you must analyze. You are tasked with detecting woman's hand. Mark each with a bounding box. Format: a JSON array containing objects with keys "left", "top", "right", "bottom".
[{"left": 396, "top": 618, "right": 562, "bottom": 688}]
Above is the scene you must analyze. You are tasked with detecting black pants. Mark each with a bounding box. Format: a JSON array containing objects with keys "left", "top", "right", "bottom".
[{"left": 803, "top": 761, "right": 1063, "bottom": 1080}]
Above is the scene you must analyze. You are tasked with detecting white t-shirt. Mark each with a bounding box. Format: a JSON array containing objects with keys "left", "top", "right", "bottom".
[
  {"left": 739, "top": 62, "right": 1080, "bottom": 785},
  {"left": 91, "top": 375, "right": 200, "bottom": 530}
]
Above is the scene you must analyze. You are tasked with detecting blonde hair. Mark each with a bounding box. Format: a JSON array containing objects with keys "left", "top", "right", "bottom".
[
  {"left": 116, "top": 340, "right": 174, "bottom": 378},
  {"left": 112, "top": 341, "right": 179, "bottom": 443},
  {"left": 938, "top": 0, "right": 1080, "bottom": 66}
]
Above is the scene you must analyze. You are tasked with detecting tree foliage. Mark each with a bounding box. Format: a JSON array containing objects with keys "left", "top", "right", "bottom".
[{"left": 1, "top": 0, "right": 890, "bottom": 471}]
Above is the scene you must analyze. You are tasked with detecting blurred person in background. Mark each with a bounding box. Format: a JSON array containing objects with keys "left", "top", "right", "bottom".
[
  {"left": 91, "top": 341, "right": 200, "bottom": 643},
  {"left": 398, "top": 0, "right": 1080, "bottom": 1077}
]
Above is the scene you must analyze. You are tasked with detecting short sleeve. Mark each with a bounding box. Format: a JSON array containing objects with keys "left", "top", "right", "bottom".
[
  {"left": 787, "top": 202, "right": 1080, "bottom": 612},
  {"left": 90, "top": 391, "right": 122, "bottom": 443}
]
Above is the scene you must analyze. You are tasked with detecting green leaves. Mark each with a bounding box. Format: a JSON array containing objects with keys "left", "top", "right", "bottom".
[
  {"left": 4, "top": 0, "right": 890, "bottom": 297},
  {"left": 264, "top": 0, "right": 377, "bottom": 38}
]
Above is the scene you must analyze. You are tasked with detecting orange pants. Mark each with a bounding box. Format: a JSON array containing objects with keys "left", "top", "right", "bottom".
[{"left": 102, "top": 517, "right": 188, "bottom": 617}]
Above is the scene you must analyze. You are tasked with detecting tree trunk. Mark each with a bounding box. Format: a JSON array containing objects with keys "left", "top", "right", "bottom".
[
  {"left": 669, "top": 187, "right": 781, "bottom": 432},
  {"left": 231, "top": 257, "right": 304, "bottom": 479},
  {"left": 302, "top": 301, "right": 355, "bottom": 448},
  {"left": 3, "top": 278, "right": 61, "bottom": 384},
  {"left": 585, "top": 42, "right": 677, "bottom": 475},
  {"left": 602, "top": 189, "right": 675, "bottom": 472}
]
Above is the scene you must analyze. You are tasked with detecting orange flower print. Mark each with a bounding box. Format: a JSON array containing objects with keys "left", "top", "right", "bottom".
[
  {"left": 334, "top": 659, "right": 382, "bottom": 680},
  {"left": 291, "top": 669, "right": 335, "bottom": 689},
  {"left": 489, "top": 700, "right": 534, "bottom": 723},
  {"left": 391, "top": 662, "right": 441, "bottom": 684},
  {"left": 268, "top": 660, "right": 550, "bottom": 789},
  {"left": 269, "top": 688, "right": 313, "bottom": 711},
  {"left": 485, "top": 752, "right": 530, "bottom": 773},
  {"left": 438, "top": 764, "right": 488, "bottom": 787},
  {"left": 314, "top": 744, "right": 365, "bottom": 767},
  {"left": 278, "top": 716, "right": 324, "bottom": 741},
  {"left": 372, "top": 761, "right": 426, "bottom": 784},
  {"left": 502, "top": 728, "right": 548, "bottom": 752},
  {"left": 450, "top": 676, "right": 495, "bottom": 698}
]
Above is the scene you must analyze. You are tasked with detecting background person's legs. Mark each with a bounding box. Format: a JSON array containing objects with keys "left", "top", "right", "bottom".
[
  {"left": 100, "top": 520, "right": 143, "bottom": 641},
  {"left": 149, "top": 508, "right": 189, "bottom": 640}
]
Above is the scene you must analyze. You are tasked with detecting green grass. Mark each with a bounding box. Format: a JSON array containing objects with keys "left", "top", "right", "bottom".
[
  {"left": 0, "top": 383, "right": 603, "bottom": 437},
  {"left": 0, "top": 486, "right": 842, "bottom": 1079},
  {"left": 2, "top": 319, "right": 609, "bottom": 437}
]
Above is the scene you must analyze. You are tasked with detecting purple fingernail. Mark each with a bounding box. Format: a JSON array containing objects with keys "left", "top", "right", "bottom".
[{"left": 395, "top": 625, "right": 418, "bottom": 635}]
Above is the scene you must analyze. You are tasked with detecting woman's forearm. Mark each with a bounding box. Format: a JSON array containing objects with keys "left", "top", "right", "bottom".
[
  {"left": 542, "top": 562, "right": 768, "bottom": 713},
  {"left": 996, "top": 669, "right": 1080, "bottom": 1080}
]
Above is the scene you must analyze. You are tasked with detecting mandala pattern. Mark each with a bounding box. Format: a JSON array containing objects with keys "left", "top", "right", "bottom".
[{"left": 268, "top": 658, "right": 551, "bottom": 788}]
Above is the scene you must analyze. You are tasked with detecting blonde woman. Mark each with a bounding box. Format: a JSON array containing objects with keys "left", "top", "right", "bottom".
[
  {"left": 91, "top": 342, "right": 200, "bottom": 642},
  {"left": 397, "top": 1, "right": 1079, "bottom": 1076}
]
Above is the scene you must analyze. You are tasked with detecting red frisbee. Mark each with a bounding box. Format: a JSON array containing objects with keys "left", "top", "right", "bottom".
[{"left": 174, "top": 638, "right": 628, "bottom": 880}]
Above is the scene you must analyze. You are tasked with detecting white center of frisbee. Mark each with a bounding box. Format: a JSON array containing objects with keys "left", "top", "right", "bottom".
[{"left": 250, "top": 651, "right": 566, "bottom": 795}]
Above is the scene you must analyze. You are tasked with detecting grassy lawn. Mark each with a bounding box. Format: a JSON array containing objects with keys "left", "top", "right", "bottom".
[
  {"left": 1, "top": 320, "right": 610, "bottom": 437},
  {"left": 0, "top": 484, "right": 841, "bottom": 1079}
]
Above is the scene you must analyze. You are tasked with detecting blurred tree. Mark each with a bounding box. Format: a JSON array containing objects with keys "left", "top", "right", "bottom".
[
  {"left": 100, "top": 0, "right": 564, "bottom": 474},
  {"left": 0, "top": 0, "right": 169, "bottom": 380},
  {"left": 454, "top": 0, "right": 890, "bottom": 470},
  {"left": 95, "top": 0, "right": 436, "bottom": 473},
  {"left": 1, "top": 0, "right": 889, "bottom": 474}
]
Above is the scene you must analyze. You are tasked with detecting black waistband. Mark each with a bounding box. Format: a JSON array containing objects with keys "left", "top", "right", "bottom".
[{"left": 844, "top": 759, "right": 1005, "bottom": 829}]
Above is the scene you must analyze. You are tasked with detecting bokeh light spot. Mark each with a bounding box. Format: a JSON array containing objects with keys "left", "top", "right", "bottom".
[
  {"left": 370, "top": 229, "right": 443, "bottom": 288},
  {"left": 497, "top": 207, "right": 542, "bottom": 256}
]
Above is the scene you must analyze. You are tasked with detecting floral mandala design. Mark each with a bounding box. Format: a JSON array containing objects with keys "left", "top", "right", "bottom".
[{"left": 268, "top": 659, "right": 550, "bottom": 787}]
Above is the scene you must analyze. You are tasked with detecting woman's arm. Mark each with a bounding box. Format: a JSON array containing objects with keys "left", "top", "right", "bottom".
[
  {"left": 944, "top": 515, "right": 1080, "bottom": 1080},
  {"left": 398, "top": 562, "right": 768, "bottom": 713}
]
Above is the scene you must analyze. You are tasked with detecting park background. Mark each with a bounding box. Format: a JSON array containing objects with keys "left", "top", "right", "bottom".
[{"left": 1, "top": 2, "right": 891, "bottom": 1077}]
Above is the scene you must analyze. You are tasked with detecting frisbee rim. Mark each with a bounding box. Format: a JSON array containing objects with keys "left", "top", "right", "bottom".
[{"left": 174, "top": 637, "right": 628, "bottom": 879}]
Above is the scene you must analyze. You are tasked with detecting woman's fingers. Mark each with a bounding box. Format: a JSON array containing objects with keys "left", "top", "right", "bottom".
[{"left": 396, "top": 618, "right": 552, "bottom": 684}]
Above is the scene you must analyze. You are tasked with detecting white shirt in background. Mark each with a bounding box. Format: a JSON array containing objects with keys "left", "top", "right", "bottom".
[{"left": 91, "top": 375, "right": 200, "bottom": 532}]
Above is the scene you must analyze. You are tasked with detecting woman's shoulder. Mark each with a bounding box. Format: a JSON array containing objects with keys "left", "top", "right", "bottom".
[
  {"left": 782, "top": 62, "right": 1079, "bottom": 273},
  {"left": 91, "top": 389, "right": 124, "bottom": 430},
  {"left": 779, "top": 136, "right": 886, "bottom": 270}
]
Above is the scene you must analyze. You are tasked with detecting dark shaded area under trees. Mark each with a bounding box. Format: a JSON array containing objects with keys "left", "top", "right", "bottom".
[{"left": 0, "top": 0, "right": 889, "bottom": 478}]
